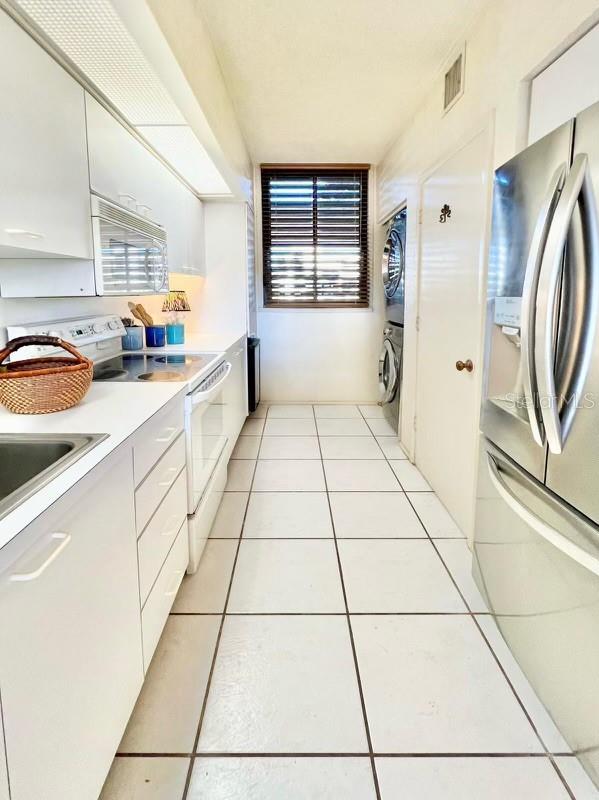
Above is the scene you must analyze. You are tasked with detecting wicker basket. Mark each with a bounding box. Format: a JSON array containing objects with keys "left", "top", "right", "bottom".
[{"left": 0, "top": 335, "right": 93, "bottom": 415}]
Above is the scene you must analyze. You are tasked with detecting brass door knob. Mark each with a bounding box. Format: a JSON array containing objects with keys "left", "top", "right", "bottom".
[{"left": 456, "top": 359, "right": 474, "bottom": 373}]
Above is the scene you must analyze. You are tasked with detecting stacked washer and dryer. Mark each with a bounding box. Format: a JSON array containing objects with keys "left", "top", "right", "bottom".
[{"left": 379, "top": 207, "right": 407, "bottom": 432}]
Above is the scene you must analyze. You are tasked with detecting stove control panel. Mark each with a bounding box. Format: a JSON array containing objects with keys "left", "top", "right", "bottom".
[{"left": 5, "top": 315, "right": 126, "bottom": 361}]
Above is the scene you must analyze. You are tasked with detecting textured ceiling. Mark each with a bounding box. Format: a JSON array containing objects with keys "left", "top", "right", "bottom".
[{"left": 198, "top": 0, "right": 490, "bottom": 164}]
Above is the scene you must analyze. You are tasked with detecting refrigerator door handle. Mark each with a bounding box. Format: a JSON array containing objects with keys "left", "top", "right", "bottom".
[
  {"left": 535, "top": 154, "right": 599, "bottom": 454},
  {"left": 487, "top": 453, "right": 599, "bottom": 577},
  {"left": 520, "top": 163, "right": 567, "bottom": 447}
]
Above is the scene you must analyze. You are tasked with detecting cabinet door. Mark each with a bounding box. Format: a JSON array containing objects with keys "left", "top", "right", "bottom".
[
  {"left": 225, "top": 338, "right": 248, "bottom": 458},
  {"left": 186, "top": 192, "right": 205, "bottom": 276},
  {"left": 0, "top": 450, "right": 143, "bottom": 800},
  {"left": 159, "top": 172, "right": 187, "bottom": 274},
  {"left": 0, "top": 14, "right": 92, "bottom": 258},
  {"left": 86, "top": 94, "right": 165, "bottom": 222}
]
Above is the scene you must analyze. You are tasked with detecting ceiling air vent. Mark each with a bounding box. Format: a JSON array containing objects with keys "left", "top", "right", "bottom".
[{"left": 443, "top": 46, "right": 465, "bottom": 113}]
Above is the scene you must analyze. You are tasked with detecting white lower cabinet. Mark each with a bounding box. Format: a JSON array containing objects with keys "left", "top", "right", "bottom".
[
  {"left": 0, "top": 450, "right": 143, "bottom": 800},
  {"left": 141, "top": 520, "right": 188, "bottom": 671},
  {"left": 225, "top": 337, "right": 248, "bottom": 458}
]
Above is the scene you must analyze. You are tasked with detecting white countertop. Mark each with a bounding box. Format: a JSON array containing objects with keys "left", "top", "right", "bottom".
[{"left": 0, "top": 330, "right": 246, "bottom": 551}]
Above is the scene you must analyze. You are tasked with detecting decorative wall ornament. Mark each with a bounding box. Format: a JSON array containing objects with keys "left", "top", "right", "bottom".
[{"left": 439, "top": 204, "right": 452, "bottom": 223}]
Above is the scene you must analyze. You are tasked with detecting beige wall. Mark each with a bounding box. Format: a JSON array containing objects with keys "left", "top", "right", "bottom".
[{"left": 377, "top": 0, "right": 599, "bottom": 458}]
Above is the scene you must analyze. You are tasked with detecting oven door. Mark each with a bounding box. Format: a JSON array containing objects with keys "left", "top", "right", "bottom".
[{"left": 185, "top": 362, "right": 232, "bottom": 514}]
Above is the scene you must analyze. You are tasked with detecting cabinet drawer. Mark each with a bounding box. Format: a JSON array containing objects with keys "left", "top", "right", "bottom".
[
  {"left": 141, "top": 521, "right": 188, "bottom": 671},
  {"left": 138, "top": 469, "right": 187, "bottom": 605},
  {"left": 135, "top": 433, "right": 186, "bottom": 533},
  {"left": 133, "top": 399, "right": 184, "bottom": 487}
]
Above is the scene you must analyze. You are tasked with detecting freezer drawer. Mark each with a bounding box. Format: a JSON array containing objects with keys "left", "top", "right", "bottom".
[{"left": 473, "top": 436, "right": 599, "bottom": 784}]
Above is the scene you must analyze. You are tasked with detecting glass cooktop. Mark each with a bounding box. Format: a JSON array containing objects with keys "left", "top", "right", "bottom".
[{"left": 93, "top": 352, "right": 219, "bottom": 382}]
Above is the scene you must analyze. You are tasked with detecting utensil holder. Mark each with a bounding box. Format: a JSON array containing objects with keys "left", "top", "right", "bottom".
[
  {"left": 145, "top": 325, "right": 166, "bottom": 348},
  {"left": 122, "top": 326, "right": 143, "bottom": 350},
  {"left": 165, "top": 323, "right": 185, "bottom": 345}
]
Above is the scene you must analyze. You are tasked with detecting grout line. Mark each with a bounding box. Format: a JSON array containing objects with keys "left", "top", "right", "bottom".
[
  {"left": 169, "top": 611, "right": 491, "bottom": 617},
  {"left": 207, "top": 535, "right": 466, "bottom": 540},
  {"left": 116, "top": 750, "right": 575, "bottom": 759},
  {"left": 192, "top": 751, "right": 570, "bottom": 759},
  {"left": 315, "top": 404, "right": 382, "bottom": 800},
  {"left": 180, "top": 415, "right": 267, "bottom": 800}
]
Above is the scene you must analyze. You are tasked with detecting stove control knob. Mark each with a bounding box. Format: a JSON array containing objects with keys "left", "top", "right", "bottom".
[
  {"left": 108, "top": 320, "right": 121, "bottom": 330},
  {"left": 92, "top": 323, "right": 105, "bottom": 334}
]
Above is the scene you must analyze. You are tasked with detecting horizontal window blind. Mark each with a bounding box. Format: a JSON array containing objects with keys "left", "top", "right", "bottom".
[{"left": 261, "top": 167, "right": 369, "bottom": 307}]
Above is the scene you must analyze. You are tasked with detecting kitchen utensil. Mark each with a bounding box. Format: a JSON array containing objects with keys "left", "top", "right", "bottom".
[{"left": 127, "top": 302, "right": 154, "bottom": 327}]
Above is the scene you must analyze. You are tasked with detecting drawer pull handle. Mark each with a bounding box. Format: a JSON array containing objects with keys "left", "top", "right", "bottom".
[
  {"left": 10, "top": 533, "right": 71, "bottom": 582},
  {"left": 165, "top": 570, "right": 184, "bottom": 597},
  {"left": 158, "top": 467, "right": 179, "bottom": 487},
  {"left": 155, "top": 426, "right": 178, "bottom": 444}
]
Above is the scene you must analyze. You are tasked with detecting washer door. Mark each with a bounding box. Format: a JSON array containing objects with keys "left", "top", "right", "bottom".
[
  {"left": 379, "top": 339, "right": 398, "bottom": 403},
  {"left": 382, "top": 228, "right": 405, "bottom": 299}
]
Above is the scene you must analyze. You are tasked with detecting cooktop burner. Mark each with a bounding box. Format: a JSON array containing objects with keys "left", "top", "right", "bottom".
[{"left": 93, "top": 352, "right": 219, "bottom": 382}]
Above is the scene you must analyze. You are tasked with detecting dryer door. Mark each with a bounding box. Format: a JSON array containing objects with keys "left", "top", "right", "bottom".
[
  {"left": 382, "top": 228, "right": 405, "bottom": 299},
  {"left": 379, "top": 338, "right": 398, "bottom": 403}
]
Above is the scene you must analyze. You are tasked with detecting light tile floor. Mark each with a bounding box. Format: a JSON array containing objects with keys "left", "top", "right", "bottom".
[{"left": 101, "top": 403, "right": 597, "bottom": 800}]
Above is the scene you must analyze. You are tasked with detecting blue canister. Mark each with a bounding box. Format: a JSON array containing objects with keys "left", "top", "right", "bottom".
[
  {"left": 145, "top": 325, "right": 166, "bottom": 348},
  {"left": 166, "top": 323, "right": 185, "bottom": 345},
  {"left": 122, "top": 326, "right": 143, "bottom": 350}
]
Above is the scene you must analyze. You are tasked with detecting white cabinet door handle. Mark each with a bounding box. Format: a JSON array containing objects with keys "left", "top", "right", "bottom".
[
  {"left": 164, "top": 570, "right": 184, "bottom": 597},
  {"left": 158, "top": 467, "right": 179, "bottom": 487},
  {"left": 9, "top": 533, "right": 71, "bottom": 582},
  {"left": 155, "top": 427, "right": 178, "bottom": 444}
]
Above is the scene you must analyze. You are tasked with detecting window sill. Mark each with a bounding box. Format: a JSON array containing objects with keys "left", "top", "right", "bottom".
[{"left": 259, "top": 305, "right": 373, "bottom": 313}]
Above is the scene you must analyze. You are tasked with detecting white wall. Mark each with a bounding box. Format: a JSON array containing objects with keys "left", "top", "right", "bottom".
[
  {"left": 255, "top": 169, "right": 385, "bottom": 404},
  {"left": 377, "top": 0, "right": 599, "bottom": 458}
]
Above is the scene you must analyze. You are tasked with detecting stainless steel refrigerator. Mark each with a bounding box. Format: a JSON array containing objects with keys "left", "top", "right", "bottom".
[{"left": 474, "top": 100, "right": 599, "bottom": 784}]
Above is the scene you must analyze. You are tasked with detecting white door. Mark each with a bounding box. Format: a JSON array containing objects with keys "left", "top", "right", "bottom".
[{"left": 416, "top": 128, "right": 491, "bottom": 539}]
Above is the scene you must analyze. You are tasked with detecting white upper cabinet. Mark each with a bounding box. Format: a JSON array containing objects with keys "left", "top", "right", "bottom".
[
  {"left": 86, "top": 93, "right": 204, "bottom": 276},
  {"left": 85, "top": 93, "right": 165, "bottom": 220},
  {"left": 184, "top": 191, "right": 205, "bottom": 276},
  {"left": 0, "top": 13, "right": 92, "bottom": 259}
]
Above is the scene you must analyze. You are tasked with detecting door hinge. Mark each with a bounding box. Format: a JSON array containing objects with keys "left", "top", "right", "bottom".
[
  {"left": 413, "top": 415, "right": 417, "bottom": 431},
  {"left": 418, "top": 207, "right": 423, "bottom": 225},
  {"left": 415, "top": 315, "right": 420, "bottom": 332}
]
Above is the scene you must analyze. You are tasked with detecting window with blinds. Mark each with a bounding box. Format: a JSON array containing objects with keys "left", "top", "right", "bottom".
[{"left": 261, "top": 166, "right": 370, "bottom": 307}]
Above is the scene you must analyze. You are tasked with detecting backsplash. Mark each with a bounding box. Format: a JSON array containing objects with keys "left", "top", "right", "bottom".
[{"left": 0, "top": 273, "right": 205, "bottom": 346}]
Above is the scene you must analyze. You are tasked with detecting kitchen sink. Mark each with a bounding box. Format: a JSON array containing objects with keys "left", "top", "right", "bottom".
[{"left": 0, "top": 433, "right": 107, "bottom": 522}]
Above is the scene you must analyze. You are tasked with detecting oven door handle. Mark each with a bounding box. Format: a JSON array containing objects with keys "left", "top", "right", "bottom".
[{"left": 191, "top": 362, "right": 232, "bottom": 406}]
